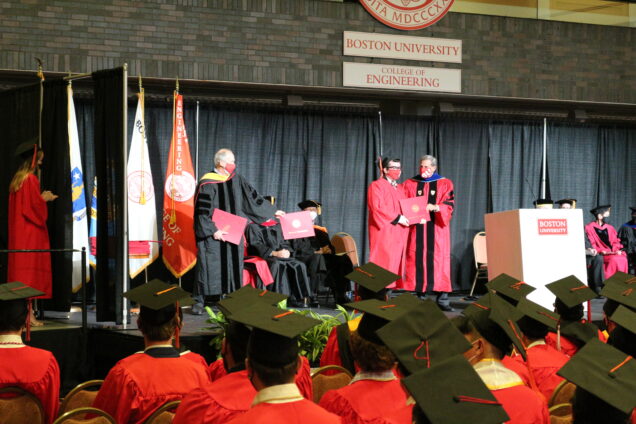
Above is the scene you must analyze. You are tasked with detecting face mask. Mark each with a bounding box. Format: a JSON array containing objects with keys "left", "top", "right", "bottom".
[
  {"left": 225, "top": 163, "right": 236, "bottom": 174},
  {"left": 420, "top": 166, "right": 434, "bottom": 179},
  {"left": 309, "top": 211, "right": 318, "bottom": 221},
  {"left": 386, "top": 169, "right": 401, "bottom": 181}
]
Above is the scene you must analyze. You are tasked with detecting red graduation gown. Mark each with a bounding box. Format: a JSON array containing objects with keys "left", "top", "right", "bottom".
[
  {"left": 91, "top": 349, "right": 210, "bottom": 424},
  {"left": 584, "top": 221, "right": 628, "bottom": 278},
  {"left": 492, "top": 385, "right": 549, "bottom": 424},
  {"left": 367, "top": 178, "right": 409, "bottom": 285},
  {"left": 227, "top": 398, "right": 341, "bottom": 424},
  {"left": 205, "top": 356, "right": 313, "bottom": 399},
  {"left": 501, "top": 355, "right": 531, "bottom": 386},
  {"left": 181, "top": 350, "right": 209, "bottom": 370},
  {"left": 0, "top": 343, "right": 60, "bottom": 424},
  {"left": 173, "top": 369, "right": 255, "bottom": 424},
  {"left": 8, "top": 173, "right": 52, "bottom": 298},
  {"left": 319, "top": 378, "right": 408, "bottom": 424},
  {"left": 401, "top": 176, "right": 454, "bottom": 292},
  {"left": 512, "top": 343, "right": 569, "bottom": 401}
]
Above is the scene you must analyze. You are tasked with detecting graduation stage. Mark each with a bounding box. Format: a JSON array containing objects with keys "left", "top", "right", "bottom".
[{"left": 30, "top": 293, "right": 609, "bottom": 397}]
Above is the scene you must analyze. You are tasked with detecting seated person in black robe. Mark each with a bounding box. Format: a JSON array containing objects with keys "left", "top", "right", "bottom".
[
  {"left": 245, "top": 197, "right": 312, "bottom": 307},
  {"left": 290, "top": 200, "right": 353, "bottom": 305},
  {"left": 617, "top": 206, "right": 636, "bottom": 274}
]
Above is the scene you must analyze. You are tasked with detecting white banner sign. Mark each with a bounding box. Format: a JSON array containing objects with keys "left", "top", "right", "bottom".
[
  {"left": 343, "top": 62, "right": 461, "bottom": 93},
  {"left": 344, "top": 31, "right": 462, "bottom": 63}
]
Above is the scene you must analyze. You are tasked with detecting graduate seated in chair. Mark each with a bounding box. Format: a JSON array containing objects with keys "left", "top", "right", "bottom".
[
  {"left": 0, "top": 282, "right": 60, "bottom": 424},
  {"left": 225, "top": 303, "right": 341, "bottom": 424},
  {"left": 290, "top": 200, "right": 353, "bottom": 305},
  {"left": 617, "top": 206, "right": 636, "bottom": 275},
  {"left": 91, "top": 280, "right": 209, "bottom": 424},
  {"left": 585, "top": 205, "right": 629, "bottom": 280},
  {"left": 245, "top": 196, "right": 313, "bottom": 308}
]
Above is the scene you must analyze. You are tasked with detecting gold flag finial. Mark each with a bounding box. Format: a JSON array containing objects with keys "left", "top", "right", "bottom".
[
  {"left": 35, "top": 57, "right": 45, "bottom": 81},
  {"left": 175, "top": 76, "right": 179, "bottom": 93},
  {"left": 138, "top": 74, "right": 143, "bottom": 91}
]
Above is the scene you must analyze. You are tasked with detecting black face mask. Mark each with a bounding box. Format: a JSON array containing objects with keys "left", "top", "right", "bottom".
[
  {"left": 602, "top": 216, "right": 611, "bottom": 224},
  {"left": 631, "top": 214, "right": 636, "bottom": 223}
]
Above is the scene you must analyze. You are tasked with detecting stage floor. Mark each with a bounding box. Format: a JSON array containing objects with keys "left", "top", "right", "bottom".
[{"left": 34, "top": 293, "right": 609, "bottom": 395}]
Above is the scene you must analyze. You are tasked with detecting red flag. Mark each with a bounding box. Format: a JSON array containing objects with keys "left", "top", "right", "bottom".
[{"left": 162, "top": 93, "right": 197, "bottom": 277}]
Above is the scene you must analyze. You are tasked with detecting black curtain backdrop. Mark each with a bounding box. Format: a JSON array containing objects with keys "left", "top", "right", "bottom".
[
  {"left": 3, "top": 80, "right": 635, "bottom": 312},
  {"left": 92, "top": 68, "right": 126, "bottom": 323}
]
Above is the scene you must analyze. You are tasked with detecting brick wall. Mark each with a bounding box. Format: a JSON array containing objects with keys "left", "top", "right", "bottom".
[{"left": 0, "top": 0, "right": 634, "bottom": 103}]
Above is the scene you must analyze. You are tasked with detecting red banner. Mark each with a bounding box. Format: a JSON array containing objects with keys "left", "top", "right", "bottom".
[{"left": 162, "top": 93, "right": 197, "bottom": 277}]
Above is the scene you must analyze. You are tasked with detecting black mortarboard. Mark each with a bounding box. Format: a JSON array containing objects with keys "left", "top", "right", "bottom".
[
  {"left": 14, "top": 139, "right": 38, "bottom": 159},
  {"left": 297, "top": 200, "right": 322, "bottom": 215},
  {"left": 546, "top": 275, "right": 596, "bottom": 308},
  {"left": 218, "top": 286, "right": 288, "bottom": 317},
  {"left": 590, "top": 204, "right": 611, "bottom": 216},
  {"left": 124, "top": 279, "right": 194, "bottom": 327},
  {"left": 377, "top": 299, "right": 471, "bottom": 374},
  {"left": 557, "top": 339, "right": 636, "bottom": 414},
  {"left": 600, "top": 272, "right": 636, "bottom": 310},
  {"left": 347, "top": 293, "right": 422, "bottom": 344},
  {"left": 402, "top": 355, "right": 510, "bottom": 424},
  {"left": 559, "top": 321, "right": 601, "bottom": 345},
  {"left": 516, "top": 298, "right": 560, "bottom": 330},
  {"left": 345, "top": 262, "right": 399, "bottom": 293},
  {"left": 0, "top": 282, "right": 45, "bottom": 300},
  {"left": 533, "top": 198, "right": 554, "bottom": 208},
  {"left": 229, "top": 303, "right": 321, "bottom": 367},
  {"left": 610, "top": 305, "right": 636, "bottom": 335},
  {"left": 485, "top": 274, "right": 535, "bottom": 305},
  {"left": 555, "top": 199, "right": 576, "bottom": 207}
]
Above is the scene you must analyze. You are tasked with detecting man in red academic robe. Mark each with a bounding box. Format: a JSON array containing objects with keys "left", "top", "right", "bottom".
[
  {"left": 367, "top": 158, "right": 410, "bottom": 286},
  {"left": 91, "top": 280, "right": 209, "bottom": 424},
  {"left": 0, "top": 282, "right": 60, "bottom": 424},
  {"left": 585, "top": 205, "right": 628, "bottom": 279},
  {"left": 402, "top": 155, "right": 454, "bottom": 311}
]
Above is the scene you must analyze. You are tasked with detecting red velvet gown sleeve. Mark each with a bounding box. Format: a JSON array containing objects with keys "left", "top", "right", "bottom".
[
  {"left": 491, "top": 385, "right": 549, "bottom": 424},
  {"left": 7, "top": 174, "right": 52, "bottom": 298},
  {"left": 0, "top": 346, "right": 60, "bottom": 424},
  {"left": 296, "top": 356, "right": 313, "bottom": 400}
]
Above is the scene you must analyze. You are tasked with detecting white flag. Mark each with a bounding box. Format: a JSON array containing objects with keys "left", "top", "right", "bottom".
[
  {"left": 127, "top": 89, "right": 159, "bottom": 277},
  {"left": 68, "top": 84, "right": 90, "bottom": 292}
]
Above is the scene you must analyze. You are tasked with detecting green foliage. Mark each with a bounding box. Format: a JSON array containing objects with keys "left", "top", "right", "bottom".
[{"left": 204, "top": 304, "right": 359, "bottom": 364}]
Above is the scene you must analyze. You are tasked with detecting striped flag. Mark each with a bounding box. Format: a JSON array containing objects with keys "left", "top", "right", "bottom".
[
  {"left": 68, "top": 84, "right": 90, "bottom": 291},
  {"left": 162, "top": 93, "right": 197, "bottom": 278},
  {"left": 127, "top": 88, "right": 159, "bottom": 277}
]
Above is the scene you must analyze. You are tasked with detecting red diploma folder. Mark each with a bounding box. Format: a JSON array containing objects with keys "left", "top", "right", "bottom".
[
  {"left": 399, "top": 196, "right": 430, "bottom": 224},
  {"left": 279, "top": 211, "right": 316, "bottom": 240},
  {"left": 212, "top": 209, "right": 248, "bottom": 245}
]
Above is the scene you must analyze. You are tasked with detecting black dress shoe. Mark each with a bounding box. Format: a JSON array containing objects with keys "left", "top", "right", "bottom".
[{"left": 310, "top": 298, "right": 320, "bottom": 308}]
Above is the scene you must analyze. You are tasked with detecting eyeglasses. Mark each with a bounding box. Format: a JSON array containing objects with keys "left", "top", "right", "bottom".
[{"left": 387, "top": 166, "right": 401, "bottom": 170}]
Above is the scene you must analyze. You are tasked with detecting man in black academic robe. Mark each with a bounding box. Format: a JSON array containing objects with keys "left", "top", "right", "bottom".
[
  {"left": 245, "top": 220, "right": 312, "bottom": 307},
  {"left": 193, "top": 149, "right": 278, "bottom": 313},
  {"left": 290, "top": 200, "right": 352, "bottom": 305}
]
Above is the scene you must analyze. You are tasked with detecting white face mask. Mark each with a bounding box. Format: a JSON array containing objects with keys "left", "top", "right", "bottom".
[{"left": 309, "top": 211, "right": 318, "bottom": 221}]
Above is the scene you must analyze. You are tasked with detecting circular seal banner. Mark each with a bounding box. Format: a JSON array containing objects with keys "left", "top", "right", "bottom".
[
  {"left": 359, "top": 0, "right": 454, "bottom": 31},
  {"left": 164, "top": 171, "right": 196, "bottom": 203}
]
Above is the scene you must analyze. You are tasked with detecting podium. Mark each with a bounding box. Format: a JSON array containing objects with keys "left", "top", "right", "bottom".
[{"left": 484, "top": 209, "right": 588, "bottom": 309}]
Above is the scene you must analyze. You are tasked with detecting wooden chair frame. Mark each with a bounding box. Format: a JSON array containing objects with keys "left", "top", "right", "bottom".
[
  {"left": 0, "top": 386, "right": 46, "bottom": 424},
  {"left": 144, "top": 400, "right": 181, "bottom": 423},
  {"left": 59, "top": 379, "right": 104, "bottom": 415}
]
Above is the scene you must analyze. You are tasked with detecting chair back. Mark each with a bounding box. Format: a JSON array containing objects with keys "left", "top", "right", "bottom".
[
  {"left": 53, "top": 407, "right": 116, "bottom": 424},
  {"left": 311, "top": 365, "right": 353, "bottom": 404},
  {"left": 331, "top": 232, "right": 359, "bottom": 267},
  {"left": 473, "top": 232, "right": 487, "bottom": 265},
  {"left": 0, "top": 386, "right": 45, "bottom": 424},
  {"left": 548, "top": 403, "right": 573, "bottom": 424},
  {"left": 549, "top": 380, "right": 576, "bottom": 407},
  {"left": 144, "top": 400, "right": 181, "bottom": 424},
  {"left": 59, "top": 380, "right": 104, "bottom": 416}
]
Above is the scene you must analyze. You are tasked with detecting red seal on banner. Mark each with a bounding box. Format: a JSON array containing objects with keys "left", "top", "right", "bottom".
[{"left": 359, "top": 0, "right": 455, "bottom": 31}]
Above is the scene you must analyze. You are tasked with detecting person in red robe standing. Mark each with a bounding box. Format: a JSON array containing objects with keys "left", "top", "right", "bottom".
[
  {"left": 8, "top": 142, "right": 57, "bottom": 324},
  {"left": 401, "top": 155, "right": 454, "bottom": 311},
  {"left": 91, "top": 280, "right": 209, "bottom": 424},
  {"left": 225, "top": 303, "right": 340, "bottom": 424},
  {"left": 585, "top": 205, "right": 628, "bottom": 279},
  {"left": 0, "top": 282, "right": 60, "bottom": 424},
  {"left": 367, "top": 158, "right": 410, "bottom": 287}
]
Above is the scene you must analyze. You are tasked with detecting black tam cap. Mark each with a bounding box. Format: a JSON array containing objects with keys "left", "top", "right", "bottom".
[
  {"left": 229, "top": 303, "right": 320, "bottom": 367},
  {"left": 297, "top": 200, "right": 322, "bottom": 214},
  {"left": 590, "top": 205, "right": 611, "bottom": 216}
]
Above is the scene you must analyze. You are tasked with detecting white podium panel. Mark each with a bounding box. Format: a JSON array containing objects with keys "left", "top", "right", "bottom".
[{"left": 484, "top": 209, "right": 587, "bottom": 309}]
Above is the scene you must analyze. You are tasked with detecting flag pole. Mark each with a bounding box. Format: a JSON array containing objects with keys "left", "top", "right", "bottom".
[
  {"left": 122, "top": 63, "right": 129, "bottom": 327},
  {"left": 540, "top": 117, "right": 547, "bottom": 199},
  {"left": 195, "top": 100, "right": 200, "bottom": 179}
]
